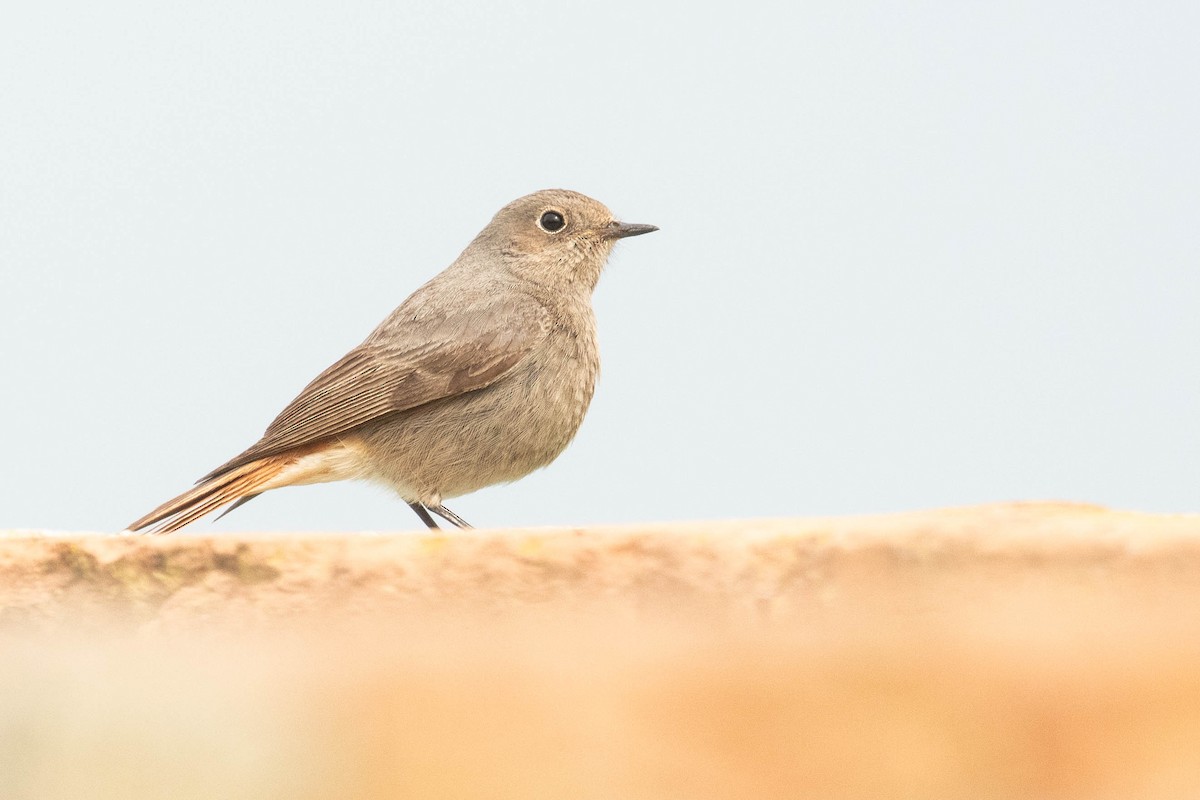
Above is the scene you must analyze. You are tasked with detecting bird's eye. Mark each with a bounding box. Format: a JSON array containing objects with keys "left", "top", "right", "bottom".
[{"left": 539, "top": 210, "right": 566, "bottom": 233}]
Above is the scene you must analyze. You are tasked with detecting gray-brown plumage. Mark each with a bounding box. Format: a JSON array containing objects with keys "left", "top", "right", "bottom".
[{"left": 128, "top": 189, "right": 657, "bottom": 533}]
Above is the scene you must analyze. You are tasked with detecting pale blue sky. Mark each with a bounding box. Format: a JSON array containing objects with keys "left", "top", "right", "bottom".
[{"left": 3, "top": 1, "right": 1198, "bottom": 531}]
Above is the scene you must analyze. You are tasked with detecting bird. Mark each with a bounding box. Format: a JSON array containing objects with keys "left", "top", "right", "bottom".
[{"left": 127, "top": 189, "right": 657, "bottom": 533}]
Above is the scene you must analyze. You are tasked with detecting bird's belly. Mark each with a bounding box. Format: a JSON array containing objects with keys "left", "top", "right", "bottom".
[{"left": 351, "top": 348, "right": 597, "bottom": 504}]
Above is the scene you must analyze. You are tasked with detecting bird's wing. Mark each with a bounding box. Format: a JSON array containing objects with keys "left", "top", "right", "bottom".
[{"left": 202, "top": 297, "right": 549, "bottom": 480}]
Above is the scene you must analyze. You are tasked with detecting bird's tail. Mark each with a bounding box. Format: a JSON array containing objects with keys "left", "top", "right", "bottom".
[{"left": 127, "top": 453, "right": 296, "bottom": 534}]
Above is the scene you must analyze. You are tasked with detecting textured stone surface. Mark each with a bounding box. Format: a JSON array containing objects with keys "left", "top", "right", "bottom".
[
  {"left": 4, "top": 502, "right": 1200, "bottom": 798},
  {"left": 6, "top": 501, "right": 1200, "bottom": 629}
]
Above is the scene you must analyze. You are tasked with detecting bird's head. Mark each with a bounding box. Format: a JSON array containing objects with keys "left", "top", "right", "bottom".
[{"left": 473, "top": 189, "right": 657, "bottom": 290}]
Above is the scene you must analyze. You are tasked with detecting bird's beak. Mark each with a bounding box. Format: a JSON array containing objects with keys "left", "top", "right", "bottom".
[{"left": 604, "top": 220, "right": 659, "bottom": 240}]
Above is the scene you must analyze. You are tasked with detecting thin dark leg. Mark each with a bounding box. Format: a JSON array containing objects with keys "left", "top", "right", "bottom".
[
  {"left": 408, "top": 502, "right": 440, "bottom": 530},
  {"left": 429, "top": 504, "right": 473, "bottom": 529}
]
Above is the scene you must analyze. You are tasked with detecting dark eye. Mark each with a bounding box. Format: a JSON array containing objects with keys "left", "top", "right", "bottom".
[{"left": 539, "top": 210, "right": 565, "bottom": 232}]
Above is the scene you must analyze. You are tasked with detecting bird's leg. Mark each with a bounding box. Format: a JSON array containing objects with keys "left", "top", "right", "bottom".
[
  {"left": 429, "top": 504, "right": 473, "bottom": 529},
  {"left": 408, "top": 502, "right": 440, "bottom": 530}
]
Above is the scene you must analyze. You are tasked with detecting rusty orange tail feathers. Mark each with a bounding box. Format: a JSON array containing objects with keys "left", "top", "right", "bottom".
[{"left": 128, "top": 455, "right": 294, "bottom": 534}]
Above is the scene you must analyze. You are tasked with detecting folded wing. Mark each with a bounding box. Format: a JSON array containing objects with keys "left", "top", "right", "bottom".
[{"left": 203, "top": 298, "right": 549, "bottom": 481}]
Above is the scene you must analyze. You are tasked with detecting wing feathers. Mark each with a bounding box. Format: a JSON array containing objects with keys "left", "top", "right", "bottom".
[{"left": 203, "top": 300, "right": 548, "bottom": 481}]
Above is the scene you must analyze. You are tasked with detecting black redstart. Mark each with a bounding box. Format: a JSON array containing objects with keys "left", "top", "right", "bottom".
[{"left": 129, "top": 189, "right": 657, "bottom": 532}]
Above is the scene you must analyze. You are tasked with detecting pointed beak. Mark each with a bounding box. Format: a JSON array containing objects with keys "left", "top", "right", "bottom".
[{"left": 604, "top": 220, "right": 659, "bottom": 240}]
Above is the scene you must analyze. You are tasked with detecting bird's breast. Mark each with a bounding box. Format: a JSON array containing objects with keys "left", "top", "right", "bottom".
[{"left": 353, "top": 321, "right": 600, "bottom": 502}]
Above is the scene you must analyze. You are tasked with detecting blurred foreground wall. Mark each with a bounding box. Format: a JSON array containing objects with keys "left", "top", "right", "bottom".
[{"left": 3, "top": 502, "right": 1200, "bottom": 799}]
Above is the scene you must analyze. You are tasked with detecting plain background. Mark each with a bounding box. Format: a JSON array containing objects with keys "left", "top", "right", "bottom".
[{"left": 3, "top": 1, "right": 1197, "bottom": 532}]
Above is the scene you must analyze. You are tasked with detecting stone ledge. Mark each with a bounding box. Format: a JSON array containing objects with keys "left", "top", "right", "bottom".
[
  {"left": 4, "top": 501, "right": 1200, "bottom": 629},
  {"left": 5, "top": 502, "right": 1200, "bottom": 798}
]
